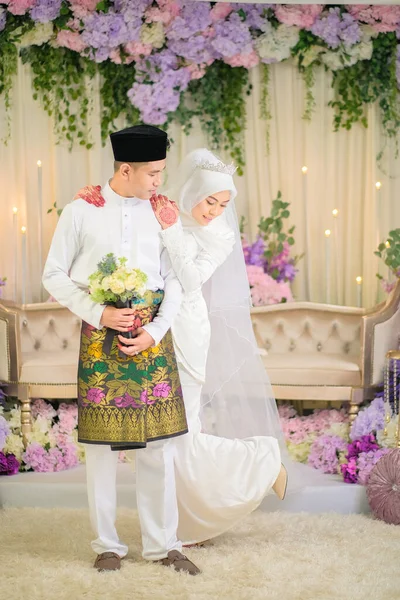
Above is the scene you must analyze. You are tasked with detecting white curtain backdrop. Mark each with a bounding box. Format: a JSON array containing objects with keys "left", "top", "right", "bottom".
[{"left": 0, "top": 58, "right": 399, "bottom": 307}]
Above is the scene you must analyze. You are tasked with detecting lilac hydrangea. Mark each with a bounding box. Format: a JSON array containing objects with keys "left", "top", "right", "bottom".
[
  {"left": 82, "top": 10, "right": 134, "bottom": 54},
  {"left": 211, "top": 12, "right": 253, "bottom": 59},
  {"left": 129, "top": 49, "right": 191, "bottom": 123},
  {"left": 0, "top": 8, "right": 6, "bottom": 32},
  {"left": 30, "top": 0, "right": 62, "bottom": 23},
  {"left": 308, "top": 434, "right": 348, "bottom": 474},
  {"left": 311, "top": 7, "right": 361, "bottom": 49},
  {"left": 168, "top": 35, "right": 215, "bottom": 64},
  {"left": 350, "top": 397, "right": 385, "bottom": 441},
  {"left": 235, "top": 3, "right": 270, "bottom": 31},
  {"left": 357, "top": 448, "right": 390, "bottom": 485},
  {"left": 167, "top": 1, "right": 211, "bottom": 40},
  {"left": 0, "top": 416, "right": 10, "bottom": 451}
]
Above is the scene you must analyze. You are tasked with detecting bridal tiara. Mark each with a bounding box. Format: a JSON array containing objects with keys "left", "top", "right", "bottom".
[{"left": 196, "top": 159, "right": 237, "bottom": 176}]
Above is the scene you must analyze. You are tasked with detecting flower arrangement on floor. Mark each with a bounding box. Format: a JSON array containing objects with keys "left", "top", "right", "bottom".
[
  {"left": 375, "top": 228, "right": 400, "bottom": 294},
  {"left": 242, "top": 192, "right": 302, "bottom": 306},
  {"left": 1, "top": 4, "right": 400, "bottom": 170}
]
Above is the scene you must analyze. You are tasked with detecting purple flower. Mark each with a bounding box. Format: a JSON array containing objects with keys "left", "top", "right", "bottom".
[
  {"left": 235, "top": 4, "right": 270, "bottom": 31},
  {"left": 6, "top": 454, "right": 20, "bottom": 475},
  {"left": 22, "top": 442, "right": 53, "bottom": 472},
  {"left": 153, "top": 382, "right": 171, "bottom": 398},
  {"left": 308, "top": 434, "right": 348, "bottom": 474},
  {"left": 169, "top": 35, "right": 215, "bottom": 64},
  {"left": 357, "top": 448, "right": 390, "bottom": 485},
  {"left": 341, "top": 457, "right": 358, "bottom": 484},
  {"left": 311, "top": 8, "right": 361, "bottom": 49},
  {"left": 0, "top": 452, "right": 8, "bottom": 474},
  {"left": 167, "top": 2, "right": 211, "bottom": 40},
  {"left": 211, "top": 12, "right": 253, "bottom": 58},
  {"left": 0, "top": 415, "right": 10, "bottom": 451},
  {"left": 86, "top": 388, "right": 105, "bottom": 404},
  {"left": 0, "top": 9, "right": 6, "bottom": 32},
  {"left": 30, "top": 0, "right": 62, "bottom": 23},
  {"left": 350, "top": 397, "right": 385, "bottom": 441}
]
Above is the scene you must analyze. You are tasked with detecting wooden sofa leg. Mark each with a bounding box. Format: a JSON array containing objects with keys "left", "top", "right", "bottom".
[
  {"left": 19, "top": 386, "right": 32, "bottom": 445},
  {"left": 349, "top": 387, "right": 364, "bottom": 426}
]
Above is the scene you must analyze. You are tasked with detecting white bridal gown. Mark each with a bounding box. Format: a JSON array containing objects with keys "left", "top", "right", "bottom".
[{"left": 160, "top": 222, "right": 281, "bottom": 545}]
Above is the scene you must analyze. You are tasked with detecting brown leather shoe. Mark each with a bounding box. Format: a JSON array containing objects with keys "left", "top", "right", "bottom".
[
  {"left": 160, "top": 550, "right": 201, "bottom": 576},
  {"left": 94, "top": 552, "right": 121, "bottom": 572}
]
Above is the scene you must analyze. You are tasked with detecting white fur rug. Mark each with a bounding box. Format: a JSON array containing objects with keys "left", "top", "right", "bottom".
[{"left": 1, "top": 508, "right": 398, "bottom": 600}]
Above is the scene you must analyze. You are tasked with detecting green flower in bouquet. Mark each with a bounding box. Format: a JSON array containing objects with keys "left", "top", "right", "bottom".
[{"left": 88, "top": 253, "right": 148, "bottom": 304}]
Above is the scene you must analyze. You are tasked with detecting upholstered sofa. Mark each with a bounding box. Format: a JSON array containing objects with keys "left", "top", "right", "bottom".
[{"left": 1, "top": 280, "right": 399, "bottom": 439}]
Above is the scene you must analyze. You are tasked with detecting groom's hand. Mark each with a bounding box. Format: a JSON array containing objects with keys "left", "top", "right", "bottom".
[
  {"left": 100, "top": 306, "right": 135, "bottom": 332},
  {"left": 117, "top": 328, "right": 155, "bottom": 355},
  {"left": 150, "top": 194, "right": 179, "bottom": 229}
]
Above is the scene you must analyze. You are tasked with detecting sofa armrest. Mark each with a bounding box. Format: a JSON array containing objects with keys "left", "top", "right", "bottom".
[
  {"left": 361, "top": 279, "right": 400, "bottom": 387},
  {"left": 0, "top": 301, "right": 21, "bottom": 383}
]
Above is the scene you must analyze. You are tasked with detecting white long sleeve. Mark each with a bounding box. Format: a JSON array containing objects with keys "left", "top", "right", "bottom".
[
  {"left": 42, "top": 203, "right": 106, "bottom": 329},
  {"left": 160, "top": 222, "right": 234, "bottom": 294},
  {"left": 142, "top": 248, "right": 182, "bottom": 346}
]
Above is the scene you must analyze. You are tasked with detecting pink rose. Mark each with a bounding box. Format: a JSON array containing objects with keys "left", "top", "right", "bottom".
[
  {"left": 152, "top": 383, "right": 171, "bottom": 398},
  {"left": 87, "top": 388, "right": 105, "bottom": 404}
]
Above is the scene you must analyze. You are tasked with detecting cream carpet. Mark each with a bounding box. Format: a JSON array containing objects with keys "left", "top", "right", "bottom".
[{"left": 1, "top": 508, "right": 399, "bottom": 600}]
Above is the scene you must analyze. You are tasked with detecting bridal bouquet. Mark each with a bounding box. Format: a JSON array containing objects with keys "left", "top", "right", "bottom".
[
  {"left": 88, "top": 254, "right": 148, "bottom": 350},
  {"left": 88, "top": 253, "right": 148, "bottom": 305}
]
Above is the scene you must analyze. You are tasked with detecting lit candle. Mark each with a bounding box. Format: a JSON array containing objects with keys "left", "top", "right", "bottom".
[
  {"left": 332, "top": 209, "right": 339, "bottom": 304},
  {"left": 21, "top": 226, "right": 27, "bottom": 305},
  {"left": 325, "top": 229, "right": 331, "bottom": 304},
  {"left": 302, "top": 166, "right": 310, "bottom": 300},
  {"left": 13, "top": 207, "right": 18, "bottom": 302},
  {"left": 375, "top": 181, "right": 382, "bottom": 304},
  {"left": 356, "top": 276, "right": 363, "bottom": 308},
  {"left": 37, "top": 160, "right": 43, "bottom": 300}
]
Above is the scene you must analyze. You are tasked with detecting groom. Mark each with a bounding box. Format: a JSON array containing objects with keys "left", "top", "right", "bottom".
[{"left": 42, "top": 125, "right": 200, "bottom": 575}]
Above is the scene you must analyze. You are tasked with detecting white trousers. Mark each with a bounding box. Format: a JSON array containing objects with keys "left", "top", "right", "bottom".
[{"left": 84, "top": 439, "right": 182, "bottom": 560}]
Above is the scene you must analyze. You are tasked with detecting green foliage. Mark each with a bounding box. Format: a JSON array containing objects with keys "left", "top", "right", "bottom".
[
  {"left": 98, "top": 61, "right": 140, "bottom": 142},
  {"left": 258, "top": 191, "right": 302, "bottom": 266},
  {"left": 375, "top": 229, "right": 400, "bottom": 279},
  {"left": 329, "top": 33, "right": 400, "bottom": 143},
  {"left": 187, "top": 61, "right": 251, "bottom": 175},
  {"left": 20, "top": 44, "right": 96, "bottom": 149}
]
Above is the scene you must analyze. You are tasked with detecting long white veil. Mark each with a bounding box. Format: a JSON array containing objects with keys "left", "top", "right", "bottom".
[{"left": 166, "top": 149, "right": 325, "bottom": 492}]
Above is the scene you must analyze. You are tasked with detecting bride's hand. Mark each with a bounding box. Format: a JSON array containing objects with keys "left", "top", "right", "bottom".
[{"left": 150, "top": 194, "right": 179, "bottom": 230}]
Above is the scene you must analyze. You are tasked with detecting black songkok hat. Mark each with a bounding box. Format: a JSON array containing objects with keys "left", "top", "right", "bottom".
[{"left": 110, "top": 125, "right": 169, "bottom": 163}]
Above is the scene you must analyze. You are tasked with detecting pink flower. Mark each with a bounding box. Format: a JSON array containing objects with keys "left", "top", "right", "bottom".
[
  {"left": 187, "top": 63, "right": 206, "bottom": 80},
  {"left": 69, "top": 0, "right": 97, "bottom": 19},
  {"left": 31, "top": 398, "right": 57, "bottom": 421},
  {"left": 114, "top": 393, "right": 141, "bottom": 408},
  {"left": 56, "top": 30, "right": 87, "bottom": 53},
  {"left": 274, "top": 5, "right": 323, "bottom": 29},
  {"left": 3, "top": 0, "right": 35, "bottom": 16},
  {"left": 210, "top": 2, "right": 233, "bottom": 22},
  {"left": 152, "top": 383, "right": 171, "bottom": 398},
  {"left": 124, "top": 41, "right": 152, "bottom": 63},
  {"left": 346, "top": 5, "right": 400, "bottom": 33},
  {"left": 23, "top": 442, "right": 54, "bottom": 472},
  {"left": 87, "top": 388, "right": 105, "bottom": 404},
  {"left": 225, "top": 51, "right": 260, "bottom": 69},
  {"left": 145, "top": 0, "right": 181, "bottom": 26},
  {"left": 246, "top": 265, "right": 293, "bottom": 306},
  {"left": 57, "top": 403, "right": 78, "bottom": 433},
  {"left": 139, "top": 390, "right": 155, "bottom": 405},
  {"left": 110, "top": 49, "right": 122, "bottom": 64}
]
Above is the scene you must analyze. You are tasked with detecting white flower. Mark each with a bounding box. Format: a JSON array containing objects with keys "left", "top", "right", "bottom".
[
  {"left": 256, "top": 25, "right": 300, "bottom": 63},
  {"left": 321, "top": 50, "right": 345, "bottom": 71},
  {"left": 32, "top": 415, "right": 52, "bottom": 435},
  {"left": 327, "top": 422, "right": 350, "bottom": 441},
  {"left": 300, "top": 45, "right": 325, "bottom": 68},
  {"left": 140, "top": 22, "right": 165, "bottom": 49},
  {"left": 109, "top": 276, "right": 125, "bottom": 295},
  {"left": 4, "top": 433, "right": 24, "bottom": 461},
  {"left": 376, "top": 416, "right": 399, "bottom": 449},
  {"left": 7, "top": 407, "right": 21, "bottom": 431},
  {"left": 101, "top": 276, "right": 112, "bottom": 292},
  {"left": 18, "top": 23, "right": 54, "bottom": 48}
]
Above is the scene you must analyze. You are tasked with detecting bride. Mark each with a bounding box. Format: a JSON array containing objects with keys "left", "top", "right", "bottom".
[{"left": 150, "top": 148, "right": 288, "bottom": 545}]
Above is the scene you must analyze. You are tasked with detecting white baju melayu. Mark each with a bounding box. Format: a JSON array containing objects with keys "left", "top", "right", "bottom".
[
  {"left": 42, "top": 182, "right": 184, "bottom": 560},
  {"left": 159, "top": 151, "right": 282, "bottom": 545}
]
